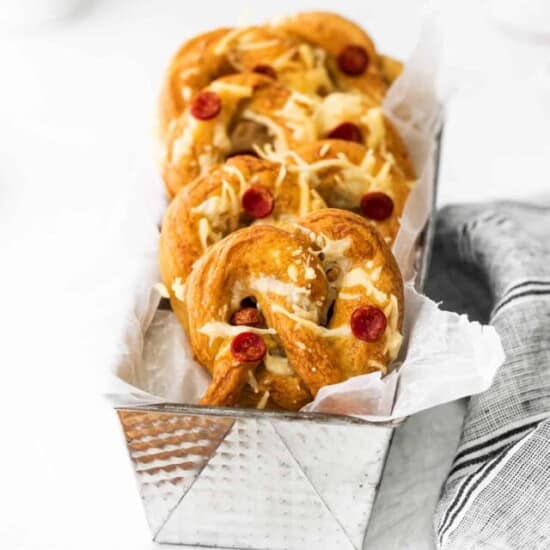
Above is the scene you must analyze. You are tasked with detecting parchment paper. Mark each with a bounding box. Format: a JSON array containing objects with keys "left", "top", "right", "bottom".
[{"left": 106, "top": 23, "right": 505, "bottom": 421}]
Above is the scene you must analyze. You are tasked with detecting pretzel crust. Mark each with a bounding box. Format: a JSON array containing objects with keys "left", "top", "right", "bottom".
[
  {"left": 180, "top": 209, "right": 403, "bottom": 410},
  {"left": 159, "top": 154, "right": 326, "bottom": 324},
  {"left": 158, "top": 12, "right": 399, "bottom": 152}
]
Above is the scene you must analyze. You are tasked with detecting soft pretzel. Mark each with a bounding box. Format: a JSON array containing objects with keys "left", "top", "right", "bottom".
[
  {"left": 256, "top": 138, "right": 413, "bottom": 245},
  {"left": 162, "top": 72, "right": 413, "bottom": 198},
  {"left": 272, "top": 12, "right": 388, "bottom": 98},
  {"left": 278, "top": 91, "right": 415, "bottom": 179},
  {"left": 160, "top": 72, "right": 322, "bottom": 198},
  {"left": 181, "top": 209, "right": 404, "bottom": 411},
  {"left": 158, "top": 13, "right": 399, "bottom": 140},
  {"left": 159, "top": 154, "right": 326, "bottom": 323}
]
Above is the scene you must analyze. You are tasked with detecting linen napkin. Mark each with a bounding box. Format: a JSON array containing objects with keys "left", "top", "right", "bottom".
[{"left": 430, "top": 201, "right": 550, "bottom": 549}]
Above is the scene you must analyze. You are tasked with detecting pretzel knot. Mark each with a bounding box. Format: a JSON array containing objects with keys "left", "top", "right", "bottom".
[
  {"left": 158, "top": 12, "right": 400, "bottom": 140},
  {"left": 181, "top": 209, "right": 404, "bottom": 410},
  {"left": 159, "top": 154, "right": 326, "bottom": 324}
]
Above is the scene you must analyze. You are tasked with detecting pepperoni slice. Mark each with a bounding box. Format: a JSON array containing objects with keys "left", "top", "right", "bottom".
[
  {"left": 360, "top": 192, "right": 394, "bottom": 221},
  {"left": 231, "top": 332, "right": 267, "bottom": 363},
  {"left": 327, "top": 122, "right": 363, "bottom": 143},
  {"left": 241, "top": 185, "right": 274, "bottom": 219},
  {"left": 252, "top": 64, "right": 277, "bottom": 80},
  {"left": 351, "top": 306, "right": 387, "bottom": 342},
  {"left": 190, "top": 91, "right": 222, "bottom": 120},
  {"left": 230, "top": 307, "right": 265, "bottom": 327},
  {"left": 337, "top": 45, "right": 369, "bottom": 76}
]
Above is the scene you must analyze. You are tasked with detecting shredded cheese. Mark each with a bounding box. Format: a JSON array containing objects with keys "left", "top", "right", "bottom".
[
  {"left": 198, "top": 322, "right": 276, "bottom": 343},
  {"left": 171, "top": 277, "right": 185, "bottom": 301},
  {"left": 341, "top": 268, "right": 388, "bottom": 303},
  {"left": 247, "top": 371, "right": 259, "bottom": 393},
  {"left": 242, "top": 110, "right": 289, "bottom": 150},
  {"left": 256, "top": 390, "right": 270, "bottom": 409},
  {"left": 213, "top": 28, "right": 248, "bottom": 55},
  {"left": 210, "top": 81, "right": 253, "bottom": 97},
  {"left": 154, "top": 282, "right": 170, "bottom": 298},
  {"left": 198, "top": 218, "right": 212, "bottom": 251},
  {"left": 319, "top": 143, "right": 331, "bottom": 157},
  {"left": 297, "top": 172, "right": 311, "bottom": 217},
  {"left": 237, "top": 39, "right": 280, "bottom": 51},
  {"left": 274, "top": 163, "right": 287, "bottom": 191},
  {"left": 361, "top": 107, "right": 386, "bottom": 149},
  {"left": 271, "top": 304, "right": 350, "bottom": 337},
  {"left": 264, "top": 354, "right": 295, "bottom": 376},
  {"left": 383, "top": 294, "right": 403, "bottom": 360},
  {"left": 250, "top": 277, "right": 312, "bottom": 310},
  {"left": 287, "top": 264, "right": 298, "bottom": 282}
]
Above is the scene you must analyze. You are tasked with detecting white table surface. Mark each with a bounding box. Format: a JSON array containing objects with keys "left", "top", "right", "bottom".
[{"left": 1, "top": 1, "right": 549, "bottom": 549}]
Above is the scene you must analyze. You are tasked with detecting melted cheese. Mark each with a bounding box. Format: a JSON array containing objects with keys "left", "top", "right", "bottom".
[
  {"left": 191, "top": 179, "right": 241, "bottom": 230},
  {"left": 171, "top": 117, "right": 199, "bottom": 162},
  {"left": 197, "top": 149, "right": 216, "bottom": 175},
  {"left": 274, "top": 93, "right": 317, "bottom": 142},
  {"left": 271, "top": 304, "right": 351, "bottom": 337},
  {"left": 213, "top": 28, "right": 247, "bottom": 55},
  {"left": 264, "top": 354, "right": 295, "bottom": 376},
  {"left": 341, "top": 268, "right": 388, "bottom": 303},
  {"left": 198, "top": 322, "right": 276, "bottom": 343},
  {"left": 198, "top": 218, "right": 212, "bottom": 251},
  {"left": 271, "top": 47, "right": 299, "bottom": 69},
  {"left": 274, "top": 163, "right": 287, "bottom": 191},
  {"left": 179, "top": 67, "right": 200, "bottom": 80},
  {"left": 256, "top": 390, "right": 270, "bottom": 409},
  {"left": 318, "top": 235, "right": 351, "bottom": 263},
  {"left": 338, "top": 292, "right": 362, "bottom": 300},
  {"left": 316, "top": 93, "right": 364, "bottom": 134},
  {"left": 247, "top": 371, "right": 259, "bottom": 393},
  {"left": 297, "top": 172, "right": 311, "bottom": 216},
  {"left": 383, "top": 293, "right": 403, "bottom": 360},
  {"left": 250, "top": 277, "right": 312, "bottom": 310},
  {"left": 361, "top": 107, "right": 386, "bottom": 149},
  {"left": 368, "top": 359, "right": 388, "bottom": 374},
  {"left": 237, "top": 39, "right": 280, "bottom": 51},
  {"left": 154, "top": 282, "right": 170, "bottom": 298},
  {"left": 181, "top": 86, "right": 192, "bottom": 102},
  {"left": 211, "top": 122, "right": 231, "bottom": 152},
  {"left": 319, "top": 143, "right": 331, "bottom": 157},
  {"left": 223, "top": 164, "right": 247, "bottom": 188},
  {"left": 287, "top": 264, "right": 298, "bottom": 282},
  {"left": 297, "top": 43, "right": 314, "bottom": 69},
  {"left": 171, "top": 277, "right": 185, "bottom": 301},
  {"left": 242, "top": 110, "right": 289, "bottom": 150},
  {"left": 210, "top": 81, "right": 253, "bottom": 97}
]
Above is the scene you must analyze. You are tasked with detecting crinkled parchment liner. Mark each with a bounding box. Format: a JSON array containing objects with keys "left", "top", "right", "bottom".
[{"left": 107, "top": 23, "right": 505, "bottom": 422}]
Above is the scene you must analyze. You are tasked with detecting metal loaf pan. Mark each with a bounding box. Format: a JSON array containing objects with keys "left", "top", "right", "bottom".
[{"left": 116, "top": 133, "right": 441, "bottom": 550}]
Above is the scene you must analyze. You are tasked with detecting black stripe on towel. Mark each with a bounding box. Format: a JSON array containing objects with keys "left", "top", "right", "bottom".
[
  {"left": 492, "top": 288, "right": 550, "bottom": 317},
  {"left": 449, "top": 420, "right": 540, "bottom": 475},
  {"left": 439, "top": 447, "right": 510, "bottom": 542}
]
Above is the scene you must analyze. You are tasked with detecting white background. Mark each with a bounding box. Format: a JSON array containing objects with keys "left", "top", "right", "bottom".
[{"left": 1, "top": 1, "right": 549, "bottom": 549}]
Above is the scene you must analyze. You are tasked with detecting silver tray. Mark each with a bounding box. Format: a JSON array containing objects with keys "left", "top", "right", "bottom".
[{"left": 116, "top": 131, "right": 441, "bottom": 550}]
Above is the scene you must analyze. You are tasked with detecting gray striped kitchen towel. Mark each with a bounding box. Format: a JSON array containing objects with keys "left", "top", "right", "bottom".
[{"left": 429, "top": 201, "right": 550, "bottom": 549}]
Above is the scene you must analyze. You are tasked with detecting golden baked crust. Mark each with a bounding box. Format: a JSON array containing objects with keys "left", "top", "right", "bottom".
[
  {"left": 161, "top": 78, "right": 414, "bottom": 199},
  {"left": 158, "top": 27, "right": 233, "bottom": 140},
  {"left": 155, "top": 12, "right": 413, "bottom": 412},
  {"left": 160, "top": 72, "right": 313, "bottom": 198},
  {"left": 293, "top": 139, "right": 413, "bottom": 244},
  {"left": 159, "top": 154, "right": 326, "bottom": 324},
  {"left": 180, "top": 209, "right": 403, "bottom": 410},
  {"left": 273, "top": 11, "right": 387, "bottom": 101},
  {"left": 158, "top": 13, "right": 400, "bottom": 147}
]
